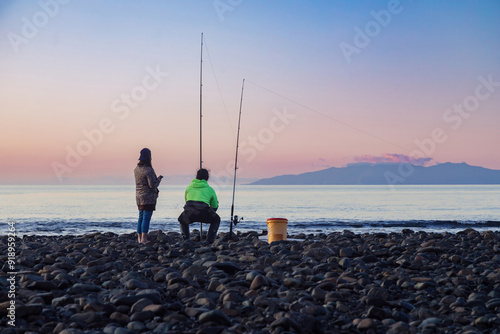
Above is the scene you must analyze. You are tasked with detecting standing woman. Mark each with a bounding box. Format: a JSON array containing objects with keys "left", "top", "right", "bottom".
[{"left": 134, "top": 148, "right": 163, "bottom": 243}]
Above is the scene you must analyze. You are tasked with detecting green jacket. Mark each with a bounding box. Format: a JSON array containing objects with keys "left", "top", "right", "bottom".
[{"left": 185, "top": 179, "right": 219, "bottom": 209}]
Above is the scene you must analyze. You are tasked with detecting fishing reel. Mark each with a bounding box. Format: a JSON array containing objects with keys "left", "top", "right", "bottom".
[{"left": 232, "top": 215, "right": 243, "bottom": 226}]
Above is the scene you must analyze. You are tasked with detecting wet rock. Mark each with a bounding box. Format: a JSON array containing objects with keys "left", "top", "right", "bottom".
[
  {"left": 209, "top": 262, "right": 241, "bottom": 275},
  {"left": 153, "top": 323, "right": 173, "bottom": 333},
  {"left": 196, "top": 297, "right": 215, "bottom": 308},
  {"left": 338, "top": 258, "right": 352, "bottom": 269},
  {"left": 283, "top": 277, "right": 303, "bottom": 288},
  {"left": 69, "top": 283, "right": 102, "bottom": 293},
  {"left": 27, "top": 280, "right": 57, "bottom": 291},
  {"left": 250, "top": 275, "right": 268, "bottom": 290},
  {"left": 356, "top": 318, "right": 377, "bottom": 330},
  {"left": 415, "top": 281, "right": 437, "bottom": 290},
  {"left": 270, "top": 317, "right": 302, "bottom": 333},
  {"left": 303, "top": 246, "right": 334, "bottom": 261},
  {"left": 182, "top": 264, "right": 206, "bottom": 277},
  {"left": 125, "top": 279, "right": 149, "bottom": 290},
  {"left": 198, "top": 310, "right": 231, "bottom": 326},
  {"left": 185, "top": 307, "right": 209, "bottom": 318},
  {"left": 52, "top": 296, "right": 74, "bottom": 308},
  {"left": 114, "top": 328, "right": 135, "bottom": 334},
  {"left": 365, "top": 306, "right": 389, "bottom": 320},
  {"left": 69, "top": 311, "right": 96, "bottom": 324},
  {"left": 127, "top": 321, "right": 146, "bottom": 331},
  {"left": 143, "top": 304, "right": 167, "bottom": 315},
  {"left": 360, "top": 254, "right": 378, "bottom": 263},
  {"left": 60, "top": 329, "right": 84, "bottom": 334},
  {"left": 418, "top": 317, "right": 442, "bottom": 331},
  {"left": 111, "top": 292, "right": 161, "bottom": 306},
  {"left": 129, "top": 310, "right": 155, "bottom": 322},
  {"left": 102, "top": 280, "right": 117, "bottom": 289},
  {"left": 311, "top": 287, "right": 327, "bottom": 301},
  {"left": 387, "top": 321, "right": 411, "bottom": 334},
  {"left": 339, "top": 247, "right": 354, "bottom": 257},
  {"left": 253, "top": 296, "right": 273, "bottom": 308},
  {"left": 110, "top": 312, "right": 130, "bottom": 324},
  {"left": 17, "top": 303, "right": 43, "bottom": 318}
]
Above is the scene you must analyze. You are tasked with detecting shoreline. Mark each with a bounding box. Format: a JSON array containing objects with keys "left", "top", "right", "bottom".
[
  {"left": 1, "top": 229, "right": 500, "bottom": 333},
  {"left": 5, "top": 219, "right": 500, "bottom": 239}
]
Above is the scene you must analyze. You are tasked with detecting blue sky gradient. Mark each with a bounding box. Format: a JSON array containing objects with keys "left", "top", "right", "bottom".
[{"left": 1, "top": 0, "right": 499, "bottom": 184}]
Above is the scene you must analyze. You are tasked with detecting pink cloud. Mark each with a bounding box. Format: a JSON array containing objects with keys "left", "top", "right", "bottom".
[{"left": 354, "top": 153, "right": 433, "bottom": 166}]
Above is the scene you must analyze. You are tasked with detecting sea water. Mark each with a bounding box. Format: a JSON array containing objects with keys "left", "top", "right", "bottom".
[{"left": 1, "top": 185, "right": 499, "bottom": 236}]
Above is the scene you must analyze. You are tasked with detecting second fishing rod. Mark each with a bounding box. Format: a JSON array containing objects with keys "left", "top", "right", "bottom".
[{"left": 229, "top": 79, "right": 245, "bottom": 240}]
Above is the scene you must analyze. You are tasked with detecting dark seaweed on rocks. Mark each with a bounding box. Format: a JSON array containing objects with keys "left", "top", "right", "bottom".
[{"left": 1, "top": 228, "right": 500, "bottom": 333}]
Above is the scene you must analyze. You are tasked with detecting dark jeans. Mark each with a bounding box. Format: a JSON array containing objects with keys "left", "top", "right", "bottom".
[
  {"left": 137, "top": 210, "right": 153, "bottom": 234},
  {"left": 178, "top": 201, "right": 220, "bottom": 242}
]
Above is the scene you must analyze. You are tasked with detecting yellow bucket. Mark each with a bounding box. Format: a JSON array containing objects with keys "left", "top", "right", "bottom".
[{"left": 267, "top": 218, "right": 288, "bottom": 243}]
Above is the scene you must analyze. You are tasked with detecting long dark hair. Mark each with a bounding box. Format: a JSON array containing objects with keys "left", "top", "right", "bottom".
[
  {"left": 138, "top": 159, "right": 152, "bottom": 167},
  {"left": 138, "top": 148, "right": 152, "bottom": 167}
]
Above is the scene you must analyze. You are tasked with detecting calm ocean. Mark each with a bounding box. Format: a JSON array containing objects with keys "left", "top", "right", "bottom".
[{"left": 1, "top": 185, "right": 499, "bottom": 236}]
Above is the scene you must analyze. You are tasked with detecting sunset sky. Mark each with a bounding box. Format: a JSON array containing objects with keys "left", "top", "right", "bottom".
[{"left": 1, "top": 0, "right": 499, "bottom": 184}]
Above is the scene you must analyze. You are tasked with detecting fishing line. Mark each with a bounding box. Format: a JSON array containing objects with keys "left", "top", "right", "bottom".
[
  {"left": 203, "top": 38, "right": 236, "bottom": 142},
  {"left": 245, "top": 79, "right": 411, "bottom": 152}
]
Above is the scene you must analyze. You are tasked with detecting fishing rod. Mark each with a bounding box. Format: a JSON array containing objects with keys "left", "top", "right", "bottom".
[
  {"left": 199, "top": 33, "right": 204, "bottom": 238},
  {"left": 199, "top": 32, "right": 203, "bottom": 170},
  {"left": 230, "top": 79, "right": 245, "bottom": 240}
]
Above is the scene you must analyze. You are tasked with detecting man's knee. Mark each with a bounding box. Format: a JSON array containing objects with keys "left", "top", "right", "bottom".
[{"left": 178, "top": 211, "right": 191, "bottom": 224}]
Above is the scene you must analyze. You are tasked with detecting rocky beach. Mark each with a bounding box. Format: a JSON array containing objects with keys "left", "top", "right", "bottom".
[{"left": 1, "top": 229, "right": 500, "bottom": 334}]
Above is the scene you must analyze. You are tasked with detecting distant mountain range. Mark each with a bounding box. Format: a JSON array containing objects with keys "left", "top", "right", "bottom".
[{"left": 250, "top": 162, "right": 500, "bottom": 185}]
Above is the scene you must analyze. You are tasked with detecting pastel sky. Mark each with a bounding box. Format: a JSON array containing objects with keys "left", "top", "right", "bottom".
[{"left": 1, "top": 0, "right": 499, "bottom": 184}]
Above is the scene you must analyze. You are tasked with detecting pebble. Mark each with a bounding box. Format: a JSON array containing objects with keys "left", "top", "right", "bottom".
[
  {"left": 130, "top": 298, "right": 153, "bottom": 314},
  {"left": 127, "top": 321, "right": 146, "bottom": 331},
  {"left": 69, "top": 310, "right": 96, "bottom": 324},
  {"left": 198, "top": 310, "right": 231, "bottom": 326},
  {"left": 114, "top": 328, "right": 135, "bottom": 334},
  {"left": 125, "top": 279, "right": 148, "bottom": 290},
  {"left": 356, "top": 318, "right": 377, "bottom": 330},
  {"left": 110, "top": 312, "right": 130, "bottom": 324},
  {"left": 249, "top": 275, "right": 268, "bottom": 290}
]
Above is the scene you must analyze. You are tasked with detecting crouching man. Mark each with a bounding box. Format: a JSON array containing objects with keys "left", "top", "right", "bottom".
[{"left": 178, "top": 168, "right": 220, "bottom": 243}]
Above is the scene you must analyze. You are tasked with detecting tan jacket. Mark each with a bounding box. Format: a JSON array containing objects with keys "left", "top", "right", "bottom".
[{"left": 134, "top": 165, "right": 161, "bottom": 206}]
